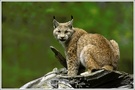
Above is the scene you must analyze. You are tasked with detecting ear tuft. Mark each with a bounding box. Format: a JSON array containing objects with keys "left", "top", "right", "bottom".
[
  {"left": 71, "top": 15, "right": 73, "bottom": 20},
  {"left": 53, "top": 16, "right": 55, "bottom": 19},
  {"left": 68, "top": 16, "right": 73, "bottom": 29},
  {"left": 53, "top": 16, "right": 59, "bottom": 28}
]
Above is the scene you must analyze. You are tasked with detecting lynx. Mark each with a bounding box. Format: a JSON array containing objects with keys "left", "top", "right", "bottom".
[{"left": 53, "top": 16, "right": 120, "bottom": 76}]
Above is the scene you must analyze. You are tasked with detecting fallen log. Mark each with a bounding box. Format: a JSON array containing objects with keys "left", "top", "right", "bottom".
[
  {"left": 20, "top": 68, "right": 133, "bottom": 89},
  {"left": 20, "top": 46, "right": 133, "bottom": 89}
]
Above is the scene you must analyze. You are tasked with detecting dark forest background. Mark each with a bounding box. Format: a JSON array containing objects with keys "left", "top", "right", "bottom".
[{"left": 2, "top": 2, "right": 133, "bottom": 88}]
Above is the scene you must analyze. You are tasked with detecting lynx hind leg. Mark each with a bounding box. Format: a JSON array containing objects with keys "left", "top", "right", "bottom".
[
  {"left": 86, "top": 57, "right": 101, "bottom": 72},
  {"left": 80, "top": 45, "right": 101, "bottom": 75},
  {"left": 80, "top": 58, "right": 101, "bottom": 76}
]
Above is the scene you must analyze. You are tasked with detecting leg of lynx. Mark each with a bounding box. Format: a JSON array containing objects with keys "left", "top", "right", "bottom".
[
  {"left": 67, "top": 55, "right": 79, "bottom": 76},
  {"left": 80, "top": 45, "right": 102, "bottom": 73},
  {"left": 80, "top": 44, "right": 113, "bottom": 73},
  {"left": 86, "top": 57, "right": 101, "bottom": 73}
]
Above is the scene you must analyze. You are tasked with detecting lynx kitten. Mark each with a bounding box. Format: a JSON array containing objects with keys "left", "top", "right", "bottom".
[{"left": 53, "top": 16, "right": 120, "bottom": 76}]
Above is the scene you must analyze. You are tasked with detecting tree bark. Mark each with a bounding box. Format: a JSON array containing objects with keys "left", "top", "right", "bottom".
[{"left": 20, "top": 68, "right": 133, "bottom": 89}]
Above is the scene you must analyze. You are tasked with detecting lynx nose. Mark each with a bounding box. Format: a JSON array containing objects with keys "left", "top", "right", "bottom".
[
  {"left": 59, "top": 36, "right": 66, "bottom": 41},
  {"left": 60, "top": 37, "right": 64, "bottom": 39}
]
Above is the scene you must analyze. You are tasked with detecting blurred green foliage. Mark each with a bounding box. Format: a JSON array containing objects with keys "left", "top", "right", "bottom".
[{"left": 2, "top": 2, "right": 133, "bottom": 88}]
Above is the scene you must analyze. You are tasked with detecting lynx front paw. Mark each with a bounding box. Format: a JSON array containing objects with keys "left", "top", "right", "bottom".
[{"left": 68, "top": 71, "right": 77, "bottom": 76}]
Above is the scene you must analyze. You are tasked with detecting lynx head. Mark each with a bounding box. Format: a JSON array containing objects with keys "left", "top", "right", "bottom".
[{"left": 53, "top": 16, "right": 75, "bottom": 43}]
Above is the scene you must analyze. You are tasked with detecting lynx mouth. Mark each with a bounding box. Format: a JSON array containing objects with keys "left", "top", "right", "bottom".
[{"left": 59, "top": 39, "right": 66, "bottom": 42}]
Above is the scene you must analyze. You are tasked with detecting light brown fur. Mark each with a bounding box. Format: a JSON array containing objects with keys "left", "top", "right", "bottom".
[{"left": 53, "top": 18, "right": 120, "bottom": 76}]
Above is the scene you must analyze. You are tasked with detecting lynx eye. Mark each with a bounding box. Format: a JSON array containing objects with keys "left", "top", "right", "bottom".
[
  {"left": 57, "top": 30, "right": 61, "bottom": 33},
  {"left": 65, "top": 31, "right": 68, "bottom": 33}
]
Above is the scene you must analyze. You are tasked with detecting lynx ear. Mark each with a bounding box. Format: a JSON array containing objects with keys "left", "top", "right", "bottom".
[
  {"left": 68, "top": 16, "right": 73, "bottom": 29},
  {"left": 53, "top": 16, "right": 59, "bottom": 28}
]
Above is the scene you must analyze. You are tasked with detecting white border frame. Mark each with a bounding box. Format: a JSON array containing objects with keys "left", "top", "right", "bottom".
[{"left": 0, "top": 0, "right": 134, "bottom": 90}]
